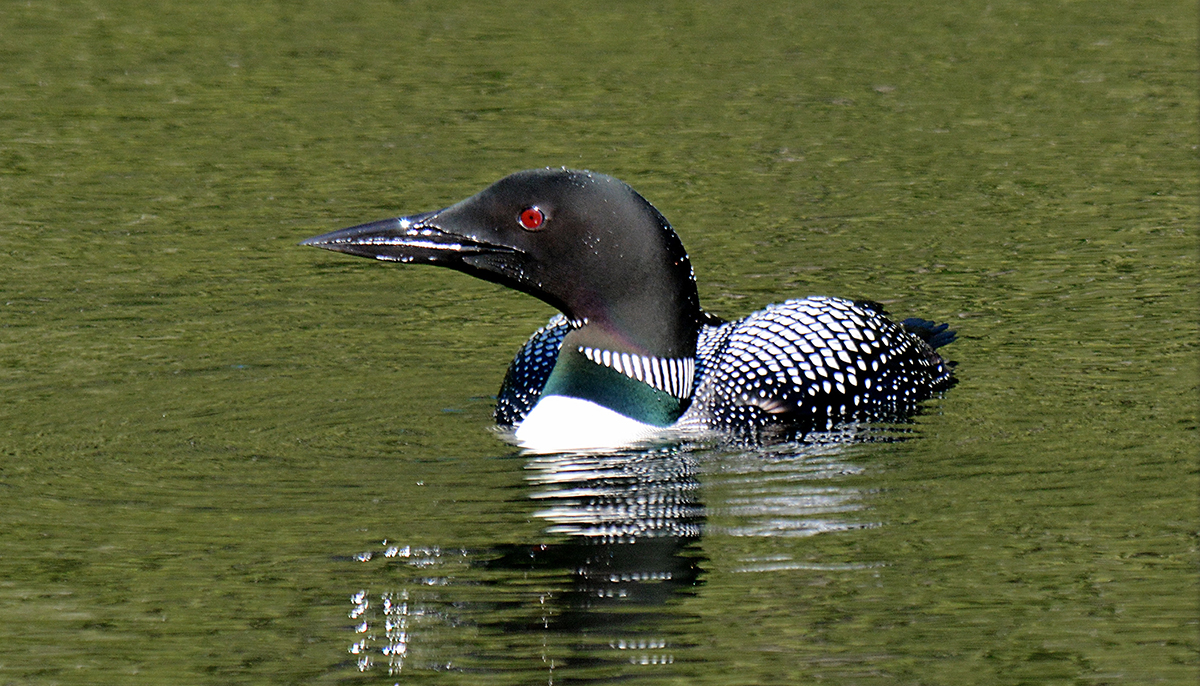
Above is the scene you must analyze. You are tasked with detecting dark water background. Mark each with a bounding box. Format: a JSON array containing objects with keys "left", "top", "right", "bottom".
[{"left": 1, "top": 1, "right": 1196, "bottom": 683}]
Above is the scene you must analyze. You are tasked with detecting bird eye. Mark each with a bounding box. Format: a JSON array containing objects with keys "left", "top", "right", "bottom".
[{"left": 518, "top": 207, "right": 545, "bottom": 231}]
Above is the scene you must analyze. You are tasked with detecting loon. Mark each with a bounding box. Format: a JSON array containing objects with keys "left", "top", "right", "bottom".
[{"left": 302, "top": 168, "right": 956, "bottom": 453}]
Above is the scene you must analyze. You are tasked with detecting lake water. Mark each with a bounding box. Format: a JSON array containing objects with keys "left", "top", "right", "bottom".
[{"left": 1, "top": 1, "right": 1196, "bottom": 683}]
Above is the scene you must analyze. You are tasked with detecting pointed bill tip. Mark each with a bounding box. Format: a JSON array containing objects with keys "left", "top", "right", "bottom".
[
  {"left": 300, "top": 217, "right": 408, "bottom": 251},
  {"left": 300, "top": 212, "right": 520, "bottom": 264}
]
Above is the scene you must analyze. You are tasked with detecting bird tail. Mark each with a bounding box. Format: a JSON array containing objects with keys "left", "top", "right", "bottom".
[{"left": 900, "top": 318, "right": 957, "bottom": 350}]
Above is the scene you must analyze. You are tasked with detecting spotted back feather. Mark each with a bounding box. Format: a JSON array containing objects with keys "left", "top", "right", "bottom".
[
  {"left": 495, "top": 297, "right": 955, "bottom": 441},
  {"left": 678, "top": 297, "right": 954, "bottom": 439}
]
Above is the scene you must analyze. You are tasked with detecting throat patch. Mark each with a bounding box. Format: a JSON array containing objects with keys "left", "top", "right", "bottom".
[{"left": 578, "top": 346, "right": 695, "bottom": 399}]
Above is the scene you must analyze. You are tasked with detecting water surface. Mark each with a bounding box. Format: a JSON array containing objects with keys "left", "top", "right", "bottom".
[{"left": 1, "top": 1, "right": 1195, "bottom": 683}]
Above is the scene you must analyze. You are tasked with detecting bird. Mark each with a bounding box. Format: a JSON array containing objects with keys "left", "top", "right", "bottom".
[{"left": 302, "top": 168, "right": 956, "bottom": 453}]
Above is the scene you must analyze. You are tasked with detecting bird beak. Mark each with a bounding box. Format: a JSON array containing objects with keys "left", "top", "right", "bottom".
[{"left": 301, "top": 210, "right": 518, "bottom": 266}]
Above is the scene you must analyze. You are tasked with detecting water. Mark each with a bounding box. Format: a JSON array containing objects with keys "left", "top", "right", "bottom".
[{"left": 1, "top": 0, "right": 1195, "bottom": 683}]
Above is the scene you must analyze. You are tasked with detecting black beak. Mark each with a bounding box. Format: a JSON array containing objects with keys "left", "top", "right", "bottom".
[{"left": 301, "top": 210, "right": 518, "bottom": 266}]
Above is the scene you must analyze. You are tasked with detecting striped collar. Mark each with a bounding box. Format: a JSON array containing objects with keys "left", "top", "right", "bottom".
[{"left": 577, "top": 346, "right": 695, "bottom": 399}]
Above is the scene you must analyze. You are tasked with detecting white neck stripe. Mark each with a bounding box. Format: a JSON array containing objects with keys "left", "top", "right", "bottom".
[{"left": 578, "top": 346, "right": 695, "bottom": 399}]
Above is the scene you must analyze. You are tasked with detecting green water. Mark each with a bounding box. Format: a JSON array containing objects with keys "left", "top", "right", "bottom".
[{"left": 1, "top": 0, "right": 1196, "bottom": 683}]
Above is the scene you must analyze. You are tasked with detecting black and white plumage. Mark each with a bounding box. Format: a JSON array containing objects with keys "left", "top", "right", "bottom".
[
  {"left": 497, "top": 296, "right": 955, "bottom": 442},
  {"left": 682, "top": 297, "right": 954, "bottom": 437},
  {"left": 303, "top": 168, "right": 957, "bottom": 452}
]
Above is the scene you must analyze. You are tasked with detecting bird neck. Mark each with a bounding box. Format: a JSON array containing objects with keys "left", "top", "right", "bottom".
[{"left": 539, "top": 325, "right": 697, "bottom": 427}]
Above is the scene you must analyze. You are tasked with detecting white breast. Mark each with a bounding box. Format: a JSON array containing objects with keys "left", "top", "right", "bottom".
[{"left": 513, "top": 395, "right": 665, "bottom": 453}]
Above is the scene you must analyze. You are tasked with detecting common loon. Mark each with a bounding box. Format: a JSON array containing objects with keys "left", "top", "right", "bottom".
[{"left": 302, "top": 168, "right": 956, "bottom": 452}]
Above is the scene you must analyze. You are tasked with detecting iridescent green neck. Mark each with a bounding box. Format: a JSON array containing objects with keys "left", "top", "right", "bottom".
[{"left": 542, "top": 347, "right": 688, "bottom": 427}]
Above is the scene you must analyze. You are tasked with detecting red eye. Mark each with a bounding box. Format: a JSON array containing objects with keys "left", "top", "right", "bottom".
[{"left": 518, "top": 207, "right": 545, "bottom": 230}]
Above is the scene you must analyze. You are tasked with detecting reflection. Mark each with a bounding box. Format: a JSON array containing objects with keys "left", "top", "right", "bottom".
[
  {"left": 485, "top": 449, "right": 706, "bottom": 635},
  {"left": 343, "top": 431, "right": 888, "bottom": 680},
  {"left": 701, "top": 433, "right": 885, "bottom": 576},
  {"left": 706, "top": 433, "right": 878, "bottom": 541},
  {"left": 349, "top": 447, "right": 707, "bottom": 677},
  {"left": 524, "top": 449, "right": 705, "bottom": 541}
]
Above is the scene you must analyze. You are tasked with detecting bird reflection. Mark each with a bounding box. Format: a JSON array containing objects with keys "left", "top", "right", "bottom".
[
  {"left": 483, "top": 448, "right": 707, "bottom": 635},
  {"left": 345, "top": 429, "right": 888, "bottom": 678},
  {"left": 346, "top": 447, "right": 707, "bottom": 676}
]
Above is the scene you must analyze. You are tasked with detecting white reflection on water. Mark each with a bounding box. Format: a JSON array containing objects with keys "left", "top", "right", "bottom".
[
  {"left": 343, "top": 430, "right": 891, "bottom": 678},
  {"left": 347, "top": 545, "right": 470, "bottom": 675},
  {"left": 702, "top": 429, "right": 883, "bottom": 544},
  {"left": 524, "top": 447, "right": 705, "bottom": 541}
]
